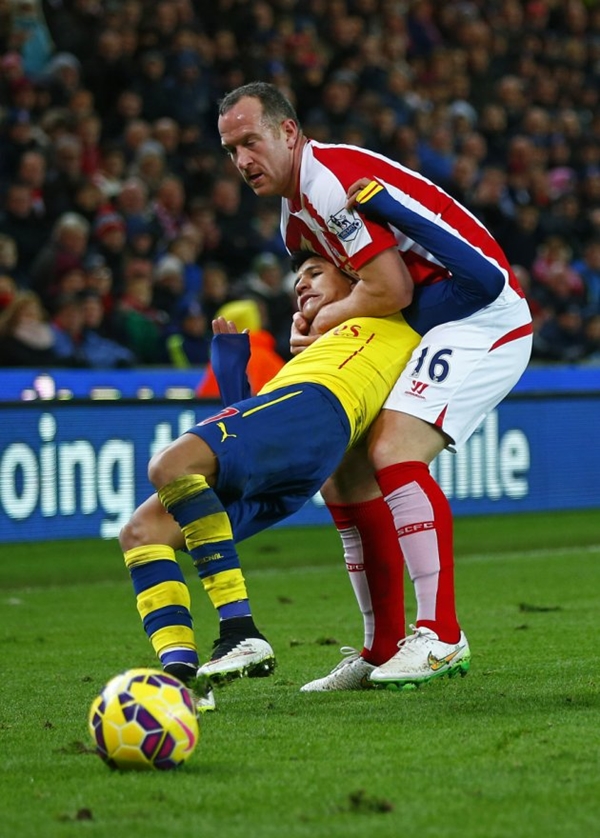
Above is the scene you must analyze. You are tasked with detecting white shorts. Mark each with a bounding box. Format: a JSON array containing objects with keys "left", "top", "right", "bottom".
[{"left": 385, "top": 285, "right": 533, "bottom": 450}]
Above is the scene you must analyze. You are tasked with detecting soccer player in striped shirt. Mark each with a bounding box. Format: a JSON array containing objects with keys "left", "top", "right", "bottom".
[{"left": 217, "top": 82, "right": 533, "bottom": 690}]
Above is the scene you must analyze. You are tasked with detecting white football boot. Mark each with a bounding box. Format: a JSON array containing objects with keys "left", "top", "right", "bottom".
[
  {"left": 198, "top": 636, "right": 276, "bottom": 682},
  {"left": 300, "top": 647, "right": 376, "bottom": 692},
  {"left": 195, "top": 687, "right": 216, "bottom": 713},
  {"left": 369, "top": 625, "right": 470, "bottom": 688}
]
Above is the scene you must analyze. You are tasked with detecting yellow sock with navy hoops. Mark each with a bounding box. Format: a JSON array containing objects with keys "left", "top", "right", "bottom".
[
  {"left": 157, "top": 475, "right": 253, "bottom": 621},
  {"left": 123, "top": 544, "right": 199, "bottom": 680}
]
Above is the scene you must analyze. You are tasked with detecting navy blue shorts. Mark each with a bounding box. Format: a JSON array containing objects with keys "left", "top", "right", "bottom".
[{"left": 186, "top": 383, "right": 351, "bottom": 541}]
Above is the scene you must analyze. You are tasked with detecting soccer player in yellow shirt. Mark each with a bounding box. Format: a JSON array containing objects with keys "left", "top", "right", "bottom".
[{"left": 119, "top": 251, "right": 420, "bottom": 695}]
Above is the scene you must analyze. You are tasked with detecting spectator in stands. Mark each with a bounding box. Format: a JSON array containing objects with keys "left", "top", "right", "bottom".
[
  {"left": 250, "top": 201, "right": 287, "bottom": 261},
  {"left": 0, "top": 182, "right": 48, "bottom": 286},
  {"left": 0, "top": 272, "right": 17, "bottom": 313},
  {"left": 140, "top": 0, "right": 179, "bottom": 52},
  {"left": 469, "top": 165, "right": 516, "bottom": 239},
  {"left": 114, "top": 176, "right": 160, "bottom": 258},
  {"left": 162, "top": 48, "right": 213, "bottom": 128},
  {"left": 131, "top": 139, "right": 167, "bottom": 196},
  {"left": 241, "top": 252, "right": 296, "bottom": 360},
  {"left": 71, "top": 177, "right": 104, "bottom": 225},
  {"left": 80, "top": 289, "right": 135, "bottom": 365},
  {"left": 40, "top": 4, "right": 99, "bottom": 61},
  {"left": 417, "top": 122, "right": 456, "bottom": 187},
  {"left": 187, "top": 199, "right": 225, "bottom": 267},
  {"left": 15, "top": 148, "right": 48, "bottom": 216},
  {"left": 82, "top": 29, "right": 134, "bottom": 117},
  {"left": 115, "top": 176, "right": 150, "bottom": 225},
  {"left": 0, "top": 289, "right": 62, "bottom": 366},
  {"left": 444, "top": 153, "right": 479, "bottom": 209},
  {"left": 0, "top": 108, "right": 43, "bottom": 191},
  {"left": 90, "top": 209, "right": 128, "bottom": 295},
  {"left": 571, "top": 238, "right": 600, "bottom": 318},
  {"left": 209, "top": 175, "right": 259, "bottom": 277},
  {"left": 166, "top": 228, "right": 203, "bottom": 299},
  {"left": 165, "top": 299, "right": 211, "bottom": 369},
  {"left": 92, "top": 143, "right": 126, "bottom": 201},
  {"left": 101, "top": 88, "right": 144, "bottom": 144},
  {"left": 43, "top": 52, "right": 83, "bottom": 108},
  {"left": 29, "top": 211, "right": 90, "bottom": 306},
  {"left": 151, "top": 174, "right": 189, "bottom": 245},
  {"left": 49, "top": 265, "right": 86, "bottom": 309},
  {"left": 74, "top": 113, "right": 103, "bottom": 177},
  {"left": 43, "top": 134, "right": 85, "bottom": 222},
  {"left": 9, "top": 75, "right": 37, "bottom": 118},
  {"left": 67, "top": 87, "right": 95, "bottom": 122},
  {"left": 152, "top": 253, "right": 188, "bottom": 321},
  {"left": 83, "top": 253, "right": 115, "bottom": 321},
  {"left": 0, "top": 234, "right": 18, "bottom": 281},
  {"left": 497, "top": 204, "right": 545, "bottom": 273},
  {"left": 531, "top": 236, "right": 584, "bottom": 305},
  {"left": 124, "top": 216, "right": 158, "bottom": 260},
  {"left": 113, "top": 257, "right": 167, "bottom": 363},
  {"left": 10, "top": 0, "right": 53, "bottom": 77},
  {"left": 199, "top": 260, "right": 232, "bottom": 322},
  {"left": 152, "top": 118, "right": 185, "bottom": 178},
  {"left": 51, "top": 291, "right": 135, "bottom": 368},
  {"left": 305, "top": 71, "right": 370, "bottom": 145},
  {"left": 196, "top": 298, "right": 285, "bottom": 399},
  {"left": 532, "top": 302, "right": 588, "bottom": 364},
  {"left": 542, "top": 193, "right": 590, "bottom": 256},
  {"left": 132, "top": 50, "right": 171, "bottom": 124},
  {"left": 0, "top": 52, "right": 26, "bottom": 98}
]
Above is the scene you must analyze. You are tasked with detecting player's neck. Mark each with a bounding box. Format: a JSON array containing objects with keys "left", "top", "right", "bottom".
[{"left": 283, "top": 135, "right": 307, "bottom": 202}]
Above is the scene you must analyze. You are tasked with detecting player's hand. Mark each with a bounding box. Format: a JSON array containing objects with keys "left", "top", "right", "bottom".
[
  {"left": 290, "top": 311, "right": 318, "bottom": 355},
  {"left": 212, "top": 317, "right": 248, "bottom": 335},
  {"left": 346, "top": 177, "right": 373, "bottom": 209}
]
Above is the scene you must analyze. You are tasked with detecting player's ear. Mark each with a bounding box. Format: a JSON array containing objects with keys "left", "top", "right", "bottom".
[{"left": 283, "top": 119, "right": 298, "bottom": 147}]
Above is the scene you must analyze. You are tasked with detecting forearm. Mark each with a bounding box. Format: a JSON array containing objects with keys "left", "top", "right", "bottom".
[
  {"left": 211, "top": 333, "right": 251, "bottom": 402},
  {"left": 310, "top": 278, "right": 406, "bottom": 335}
]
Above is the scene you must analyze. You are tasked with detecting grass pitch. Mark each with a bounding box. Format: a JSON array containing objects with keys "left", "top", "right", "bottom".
[{"left": 1, "top": 510, "right": 599, "bottom": 838}]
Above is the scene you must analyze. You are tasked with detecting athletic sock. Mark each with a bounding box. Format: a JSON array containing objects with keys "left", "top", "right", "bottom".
[
  {"left": 327, "top": 497, "right": 405, "bottom": 664},
  {"left": 163, "top": 660, "right": 198, "bottom": 685},
  {"left": 157, "top": 474, "right": 252, "bottom": 621},
  {"left": 376, "top": 461, "right": 460, "bottom": 644},
  {"left": 123, "top": 544, "right": 199, "bottom": 668},
  {"left": 217, "top": 615, "right": 265, "bottom": 640}
]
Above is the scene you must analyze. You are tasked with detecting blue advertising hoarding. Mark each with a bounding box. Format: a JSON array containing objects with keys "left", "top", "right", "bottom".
[
  {"left": 0, "top": 379, "right": 598, "bottom": 543},
  {"left": 2, "top": 364, "right": 600, "bottom": 401}
]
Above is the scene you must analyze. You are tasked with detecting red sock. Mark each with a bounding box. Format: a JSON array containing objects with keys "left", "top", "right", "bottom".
[
  {"left": 327, "top": 497, "right": 405, "bottom": 664},
  {"left": 376, "top": 461, "right": 460, "bottom": 644}
]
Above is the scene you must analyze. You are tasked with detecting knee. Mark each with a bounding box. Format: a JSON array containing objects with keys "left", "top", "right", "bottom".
[
  {"left": 119, "top": 511, "right": 144, "bottom": 553},
  {"left": 320, "top": 475, "right": 337, "bottom": 505},
  {"left": 368, "top": 433, "right": 401, "bottom": 470},
  {"left": 148, "top": 448, "right": 177, "bottom": 490},
  {"left": 367, "top": 414, "right": 446, "bottom": 469}
]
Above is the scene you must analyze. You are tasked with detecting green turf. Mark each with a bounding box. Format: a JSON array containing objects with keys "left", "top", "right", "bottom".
[{"left": 1, "top": 510, "right": 599, "bottom": 838}]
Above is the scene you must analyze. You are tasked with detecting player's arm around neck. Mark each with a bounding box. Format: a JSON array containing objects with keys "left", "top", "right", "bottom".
[{"left": 309, "top": 247, "right": 412, "bottom": 335}]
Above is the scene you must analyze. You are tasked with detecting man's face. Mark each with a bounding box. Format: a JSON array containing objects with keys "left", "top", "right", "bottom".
[
  {"left": 294, "top": 256, "right": 355, "bottom": 323},
  {"left": 218, "top": 97, "right": 298, "bottom": 198},
  {"left": 6, "top": 185, "right": 31, "bottom": 217}
]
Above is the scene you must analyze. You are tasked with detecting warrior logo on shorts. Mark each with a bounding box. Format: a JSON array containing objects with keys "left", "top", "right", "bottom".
[
  {"left": 407, "top": 381, "right": 429, "bottom": 399},
  {"left": 411, "top": 381, "right": 429, "bottom": 395},
  {"left": 327, "top": 208, "right": 362, "bottom": 242}
]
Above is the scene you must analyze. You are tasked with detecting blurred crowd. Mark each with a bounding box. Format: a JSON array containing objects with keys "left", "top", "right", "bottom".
[{"left": 1, "top": 0, "right": 600, "bottom": 373}]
